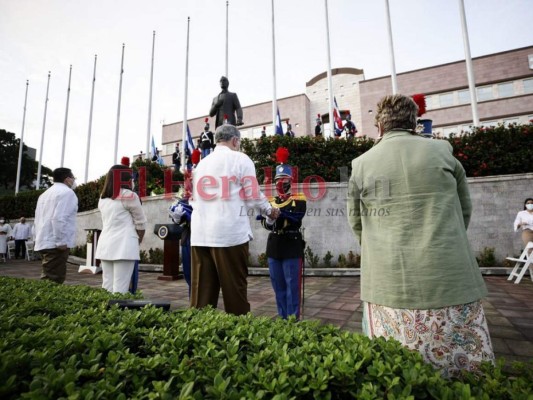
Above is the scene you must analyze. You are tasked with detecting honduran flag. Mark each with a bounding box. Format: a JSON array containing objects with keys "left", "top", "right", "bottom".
[
  {"left": 333, "top": 97, "right": 343, "bottom": 136},
  {"left": 185, "top": 124, "right": 195, "bottom": 156},
  {"left": 275, "top": 107, "right": 284, "bottom": 135},
  {"left": 151, "top": 135, "right": 157, "bottom": 159}
]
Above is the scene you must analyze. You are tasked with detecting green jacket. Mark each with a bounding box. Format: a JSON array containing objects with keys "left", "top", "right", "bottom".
[{"left": 347, "top": 130, "right": 487, "bottom": 309}]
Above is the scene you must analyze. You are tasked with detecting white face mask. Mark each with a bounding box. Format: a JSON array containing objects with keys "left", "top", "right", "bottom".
[
  {"left": 526, "top": 204, "right": 533, "bottom": 211},
  {"left": 70, "top": 179, "right": 77, "bottom": 190}
]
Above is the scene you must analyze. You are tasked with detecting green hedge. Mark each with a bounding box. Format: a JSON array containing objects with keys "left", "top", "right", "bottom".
[
  {"left": 448, "top": 123, "right": 533, "bottom": 177},
  {"left": 1, "top": 123, "right": 531, "bottom": 219},
  {"left": 241, "top": 135, "right": 375, "bottom": 183},
  {"left": 1, "top": 277, "right": 532, "bottom": 399}
]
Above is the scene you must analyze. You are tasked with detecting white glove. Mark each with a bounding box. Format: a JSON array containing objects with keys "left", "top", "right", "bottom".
[{"left": 168, "top": 203, "right": 185, "bottom": 223}]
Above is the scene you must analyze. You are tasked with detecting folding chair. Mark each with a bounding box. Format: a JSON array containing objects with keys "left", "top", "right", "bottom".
[
  {"left": 25, "top": 241, "right": 35, "bottom": 261},
  {"left": 6, "top": 241, "right": 15, "bottom": 260},
  {"left": 506, "top": 242, "right": 533, "bottom": 284}
]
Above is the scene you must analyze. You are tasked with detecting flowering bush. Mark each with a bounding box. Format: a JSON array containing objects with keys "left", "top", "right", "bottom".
[
  {"left": 0, "top": 124, "right": 531, "bottom": 219},
  {"left": 447, "top": 123, "right": 532, "bottom": 177},
  {"left": 241, "top": 123, "right": 532, "bottom": 183}
]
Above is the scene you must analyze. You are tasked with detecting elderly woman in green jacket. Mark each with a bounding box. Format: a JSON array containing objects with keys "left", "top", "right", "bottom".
[{"left": 347, "top": 94, "right": 494, "bottom": 378}]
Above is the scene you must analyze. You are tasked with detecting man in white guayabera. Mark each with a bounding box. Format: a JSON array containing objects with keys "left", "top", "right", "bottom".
[{"left": 190, "top": 124, "right": 280, "bottom": 315}]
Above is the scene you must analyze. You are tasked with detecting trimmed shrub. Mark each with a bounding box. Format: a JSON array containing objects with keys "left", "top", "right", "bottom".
[{"left": 1, "top": 277, "right": 532, "bottom": 399}]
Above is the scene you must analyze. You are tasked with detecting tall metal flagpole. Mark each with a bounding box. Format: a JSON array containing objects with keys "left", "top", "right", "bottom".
[
  {"left": 324, "top": 0, "right": 334, "bottom": 138},
  {"left": 225, "top": 1, "right": 229, "bottom": 78},
  {"left": 181, "top": 17, "right": 191, "bottom": 172},
  {"left": 36, "top": 72, "right": 51, "bottom": 190},
  {"left": 146, "top": 31, "right": 156, "bottom": 161},
  {"left": 384, "top": 0, "right": 398, "bottom": 94},
  {"left": 114, "top": 43, "right": 125, "bottom": 165},
  {"left": 84, "top": 55, "right": 97, "bottom": 183},
  {"left": 15, "top": 80, "right": 29, "bottom": 195},
  {"left": 271, "top": 0, "right": 278, "bottom": 134},
  {"left": 458, "top": 0, "right": 479, "bottom": 126},
  {"left": 60, "top": 64, "right": 72, "bottom": 167}
]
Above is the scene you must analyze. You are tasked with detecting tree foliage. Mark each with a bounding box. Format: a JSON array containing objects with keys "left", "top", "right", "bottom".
[{"left": 0, "top": 129, "right": 52, "bottom": 193}]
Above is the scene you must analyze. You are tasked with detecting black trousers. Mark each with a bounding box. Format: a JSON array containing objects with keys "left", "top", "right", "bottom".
[{"left": 14, "top": 240, "right": 26, "bottom": 259}]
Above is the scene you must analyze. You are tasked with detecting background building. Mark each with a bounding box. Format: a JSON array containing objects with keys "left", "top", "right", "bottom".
[
  {"left": 161, "top": 46, "right": 533, "bottom": 164},
  {"left": 359, "top": 46, "right": 533, "bottom": 136}
]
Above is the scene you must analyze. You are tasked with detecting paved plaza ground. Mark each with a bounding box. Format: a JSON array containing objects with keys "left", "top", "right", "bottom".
[{"left": 1, "top": 258, "right": 533, "bottom": 366}]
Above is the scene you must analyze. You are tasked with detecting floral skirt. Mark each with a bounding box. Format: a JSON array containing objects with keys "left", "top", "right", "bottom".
[{"left": 362, "top": 300, "right": 494, "bottom": 377}]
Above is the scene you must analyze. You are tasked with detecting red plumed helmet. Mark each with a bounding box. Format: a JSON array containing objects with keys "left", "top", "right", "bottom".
[
  {"left": 276, "top": 147, "right": 289, "bottom": 164},
  {"left": 412, "top": 94, "right": 426, "bottom": 117}
]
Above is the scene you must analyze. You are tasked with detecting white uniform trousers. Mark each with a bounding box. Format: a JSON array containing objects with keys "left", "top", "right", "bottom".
[{"left": 101, "top": 260, "right": 134, "bottom": 294}]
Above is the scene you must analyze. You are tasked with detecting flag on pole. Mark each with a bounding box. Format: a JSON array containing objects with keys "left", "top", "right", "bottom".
[
  {"left": 333, "top": 96, "right": 343, "bottom": 136},
  {"left": 275, "top": 107, "right": 283, "bottom": 135},
  {"left": 151, "top": 135, "right": 156, "bottom": 158},
  {"left": 185, "top": 124, "right": 195, "bottom": 155}
]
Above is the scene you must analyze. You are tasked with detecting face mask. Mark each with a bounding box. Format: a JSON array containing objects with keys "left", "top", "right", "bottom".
[
  {"left": 526, "top": 204, "right": 533, "bottom": 211},
  {"left": 70, "top": 180, "right": 77, "bottom": 190},
  {"left": 275, "top": 180, "right": 291, "bottom": 197},
  {"left": 0, "top": 220, "right": 4, "bottom": 224}
]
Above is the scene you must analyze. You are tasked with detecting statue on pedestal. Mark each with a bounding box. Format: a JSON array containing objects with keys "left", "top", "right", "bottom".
[{"left": 209, "top": 76, "right": 243, "bottom": 128}]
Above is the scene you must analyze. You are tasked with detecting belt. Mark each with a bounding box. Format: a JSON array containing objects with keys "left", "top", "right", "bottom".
[{"left": 273, "top": 230, "right": 301, "bottom": 235}]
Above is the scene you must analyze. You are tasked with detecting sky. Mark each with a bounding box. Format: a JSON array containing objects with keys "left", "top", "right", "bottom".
[{"left": 1, "top": 0, "right": 532, "bottom": 183}]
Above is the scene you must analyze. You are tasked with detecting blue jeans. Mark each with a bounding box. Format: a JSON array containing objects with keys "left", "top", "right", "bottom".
[{"left": 268, "top": 257, "right": 301, "bottom": 319}]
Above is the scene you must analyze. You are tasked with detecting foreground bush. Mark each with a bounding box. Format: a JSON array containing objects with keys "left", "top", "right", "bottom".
[{"left": 1, "top": 278, "right": 533, "bottom": 399}]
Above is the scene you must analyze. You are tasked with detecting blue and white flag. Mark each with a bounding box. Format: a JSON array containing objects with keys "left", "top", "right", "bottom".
[
  {"left": 151, "top": 135, "right": 157, "bottom": 159},
  {"left": 275, "top": 107, "right": 283, "bottom": 135},
  {"left": 185, "top": 124, "right": 195, "bottom": 155}
]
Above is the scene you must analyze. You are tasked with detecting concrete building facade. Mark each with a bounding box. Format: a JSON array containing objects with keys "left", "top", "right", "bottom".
[
  {"left": 160, "top": 46, "right": 533, "bottom": 164},
  {"left": 359, "top": 46, "right": 533, "bottom": 136}
]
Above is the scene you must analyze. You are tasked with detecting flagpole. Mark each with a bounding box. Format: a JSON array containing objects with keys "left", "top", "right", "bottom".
[
  {"left": 60, "top": 64, "right": 72, "bottom": 167},
  {"left": 384, "top": 0, "right": 398, "bottom": 94},
  {"left": 146, "top": 31, "right": 156, "bottom": 161},
  {"left": 225, "top": 1, "right": 229, "bottom": 78},
  {"left": 181, "top": 17, "right": 190, "bottom": 172},
  {"left": 84, "top": 55, "right": 97, "bottom": 183},
  {"left": 15, "top": 80, "right": 29, "bottom": 195},
  {"left": 324, "top": 0, "right": 334, "bottom": 138},
  {"left": 271, "top": 0, "right": 278, "bottom": 134},
  {"left": 114, "top": 43, "right": 125, "bottom": 165},
  {"left": 36, "top": 71, "right": 51, "bottom": 190},
  {"left": 458, "top": 0, "right": 479, "bottom": 126}
]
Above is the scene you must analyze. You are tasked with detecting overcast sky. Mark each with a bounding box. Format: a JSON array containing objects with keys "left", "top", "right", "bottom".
[{"left": 1, "top": 0, "right": 532, "bottom": 183}]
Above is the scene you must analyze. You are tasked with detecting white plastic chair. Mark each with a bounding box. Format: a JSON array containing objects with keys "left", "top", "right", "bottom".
[
  {"left": 506, "top": 242, "right": 533, "bottom": 284},
  {"left": 25, "top": 241, "right": 35, "bottom": 261},
  {"left": 6, "top": 241, "right": 15, "bottom": 260}
]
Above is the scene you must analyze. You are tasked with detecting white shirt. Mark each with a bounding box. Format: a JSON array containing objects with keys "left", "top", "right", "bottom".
[
  {"left": 12, "top": 222, "right": 32, "bottom": 240},
  {"left": 514, "top": 210, "right": 533, "bottom": 231},
  {"left": 34, "top": 182, "right": 78, "bottom": 251},
  {"left": 190, "top": 145, "right": 272, "bottom": 247},
  {"left": 95, "top": 189, "right": 147, "bottom": 260}
]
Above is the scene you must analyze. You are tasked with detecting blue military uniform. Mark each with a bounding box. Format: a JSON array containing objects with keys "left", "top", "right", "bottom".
[
  {"left": 169, "top": 196, "right": 193, "bottom": 295},
  {"left": 261, "top": 163, "right": 306, "bottom": 319}
]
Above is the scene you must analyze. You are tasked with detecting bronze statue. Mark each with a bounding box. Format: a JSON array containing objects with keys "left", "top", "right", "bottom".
[{"left": 209, "top": 76, "right": 243, "bottom": 128}]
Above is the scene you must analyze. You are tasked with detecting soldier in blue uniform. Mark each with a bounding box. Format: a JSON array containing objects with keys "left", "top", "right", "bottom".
[
  {"left": 169, "top": 183, "right": 193, "bottom": 296},
  {"left": 260, "top": 147, "right": 307, "bottom": 319},
  {"left": 343, "top": 113, "right": 358, "bottom": 139}
]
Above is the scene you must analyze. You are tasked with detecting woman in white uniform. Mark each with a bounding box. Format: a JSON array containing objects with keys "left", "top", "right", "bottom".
[
  {"left": 0, "top": 218, "right": 13, "bottom": 260},
  {"left": 96, "top": 165, "right": 147, "bottom": 293}
]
